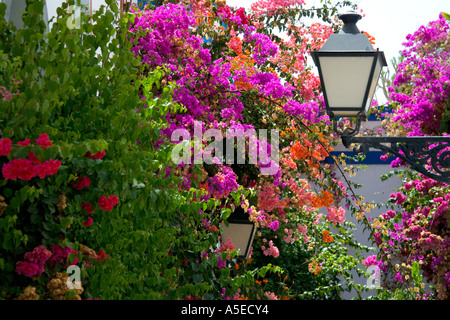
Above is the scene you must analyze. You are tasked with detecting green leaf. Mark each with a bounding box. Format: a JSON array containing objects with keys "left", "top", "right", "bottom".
[{"left": 442, "top": 12, "right": 450, "bottom": 21}]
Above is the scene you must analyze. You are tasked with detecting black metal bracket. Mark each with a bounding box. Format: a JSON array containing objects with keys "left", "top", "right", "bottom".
[
  {"left": 332, "top": 113, "right": 364, "bottom": 137},
  {"left": 341, "top": 135, "right": 450, "bottom": 183}
]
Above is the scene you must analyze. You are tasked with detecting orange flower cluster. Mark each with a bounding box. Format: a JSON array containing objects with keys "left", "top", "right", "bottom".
[
  {"left": 322, "top": 230, "right": 334, "bottom": 243},
  {"left": 310, "top": 190, "right": 334, "bottom": 208},
  {"left": 308, "top": 260, "right": 322, "bottom": 275},
  {"left": 290, "top": 135, "right": 331, "bottom": 163}
]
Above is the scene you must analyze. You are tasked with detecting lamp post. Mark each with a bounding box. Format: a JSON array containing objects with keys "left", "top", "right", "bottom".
[
  {"left": 220, "top": 206, "right": 255, "bottom": 260},
  {"left": 311, "top": 9, "right": 450, "bottom": 183}
]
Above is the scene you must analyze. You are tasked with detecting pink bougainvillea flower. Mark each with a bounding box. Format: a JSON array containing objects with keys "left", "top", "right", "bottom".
[
  {"left": 27, "top": 151, "right": 40, "bottom": 164},
  {"left": 96, "top": 249, "right": 111, "bottom": 262},
  {"left": 15, "top": 261, "right": 40, "bottom": 278},
  {"left": 35, "top": 159, "right": 61, "bottom": 179},
  {"left": 0, "top": 138, "right": 12, "bottom": 156},
  {"left": 217, "top": 256, "right": 226, "bottom": 269},
  {"left": 326, "top": 206, "right": 346, "bottom": 225},
  {"left": 15, "top": 245, "right": 52, "bottom": 278},
  {"left": 49, "top": 244, "right": 78, "bottom": 267}
]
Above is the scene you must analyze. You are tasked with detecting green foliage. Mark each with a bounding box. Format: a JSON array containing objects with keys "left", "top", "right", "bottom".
[{"left": 0, "top": 0, "right": 261, "bottom": 300}]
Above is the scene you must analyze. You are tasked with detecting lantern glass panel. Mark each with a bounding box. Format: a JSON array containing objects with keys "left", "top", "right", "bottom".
[
  {"left": 318, "top": 55, "right": 375, "bottom": 117},
  {"left": 221, "top": 222, "right": 255, "bottom": 259}
]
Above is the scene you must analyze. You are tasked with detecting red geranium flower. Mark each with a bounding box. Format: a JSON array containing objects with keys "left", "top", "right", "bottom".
[
  {"left": 0, "top": 138, "right": 12, "bottom": 156},
  {"left": 36, "top": 133, "right": 52, "bottom": 150}
]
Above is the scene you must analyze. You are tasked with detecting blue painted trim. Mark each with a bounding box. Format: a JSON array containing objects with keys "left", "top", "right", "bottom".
[
  {"left": 324, "top": 151, "right": 394, "bottom": 165},
  {"left": 138, "top": 0, "right": 154, "bottom": 8}
]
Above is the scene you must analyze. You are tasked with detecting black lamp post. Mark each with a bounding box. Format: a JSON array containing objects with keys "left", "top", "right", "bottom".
[
  {"left": 220, "top": 206, "right": 255, "bottom": 260},
  {"left": 311, "top": 9, "right": 450, "bottom": 183}
]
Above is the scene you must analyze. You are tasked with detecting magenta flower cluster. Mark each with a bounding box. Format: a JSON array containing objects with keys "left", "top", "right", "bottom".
[
  {"left": 389, "top": 14, "right": 450, "bottom": 137},
  {"left": 377, "top": 176, "right": 450, "bottom": 299}
]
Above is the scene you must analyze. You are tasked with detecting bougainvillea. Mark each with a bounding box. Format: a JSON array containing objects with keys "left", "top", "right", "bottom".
[
  {"left": 373, "top": 175, "right": 449, "bottom": 300},
  {"left": 368, "top": 14, "right": 450, "bottom": 300},
  {"left": 125, "top": 0, "right": 378, "bottom": 300},
  {"left": 1, "top": 0, "right": 383, "bottom": 301},
  {"left": 385, "top": 14, "right": 450, "bottom": 137}
]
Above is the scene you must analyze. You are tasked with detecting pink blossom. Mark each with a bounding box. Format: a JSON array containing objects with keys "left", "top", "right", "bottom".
[
  {"left": 15, "top": 261, "right": 40, "bottom": 278},
  {"left": 2, "top": 158, "right": 36, "bottom": 180},
  {"left": 264, "top": 291, "right": 278, "bottom": 300},
  {"left": 72, "top": 176, "right": 91, "bottom": 190},
  {"left": 219, "top": 237, "right": 236, "bottom": 257},
  {"left": 84, "top": 151, "right": 106, "bottom": 159},
  {"left": 81, "top": 202, "right": 94, "bottom": 214},
  {"left": 269, "top": 220, "right": 279, "bottom": 231},
  {"left": 217, "top": 256, "right": 226, "bottom": 269},
  {"left": 49, "top": 244, "right": 78, "bottom": 267},
  {"left": 262, "top": 240, "right": 279, "bottom": 258},
  {"left": 362, "top": 255, "right": 378, "bottom": 267},
  {"left": 16, "top": 245, "right": 52, "bottom": 277},
  {"left": 326, "top": 206, "right": 345, "bottom": 225}
]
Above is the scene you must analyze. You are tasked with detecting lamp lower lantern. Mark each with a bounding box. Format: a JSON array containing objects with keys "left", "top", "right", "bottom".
[{"left": 220, "top": 206, "right": 255, "bottom": 260}]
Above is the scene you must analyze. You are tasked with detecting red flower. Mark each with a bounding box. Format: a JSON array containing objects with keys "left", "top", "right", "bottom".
[
  {"left": 72, "top": 176, "right": 91, "bottom": 190},
  {"left": 17, "top": 139, "right": 31, "bottom": 146},
  {"left": 98, "top": 195, "right": 119, "bottom": 211},
  {"left": 27, "top": 151, "right": 40, "bottom": 164},
  {"left": 36, "top": 133, "right": 52, "bottom": 150},
  {"left": 2, "top": 158, "right": 35, "bottom": 180},
  {"left": 96, "top": 249, "right": 110, "bottom": 261},
  {"left": 84, "top": 151, "right": 106, "bottom": 159},
  {"left": 236, "top": 7, "right": 249, "bottom": 25},
  {"left": 81, "top": 201, "right": 95, "bottom": 214},
  {"left": 0, "top": 138, "right": 12, "bottom": 156},
  {"left": 82, "top": 216, "right": 93, "bottom": 227},
  {"left": 35, "top": 159, "right": 61, "bottom": 178}
]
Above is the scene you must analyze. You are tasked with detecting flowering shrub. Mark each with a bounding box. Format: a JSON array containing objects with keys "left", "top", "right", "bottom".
[
  {"left": 369, "top": 14, "right": 450, "bottom": 300},
  {"left": 0, "top": 0, "right": 183, "bottom": 300},
  {"left": 368, "top": 174, "right": 449, "bottom": 300},
  {"left": 384, "top": 14, "right": 450, "bottom": 137},
  {"left": 126, "top": 0, "right": 375, "bottom": 300},
  {"left": 1, "top": 0, "right": 378, "bottom": 301}
]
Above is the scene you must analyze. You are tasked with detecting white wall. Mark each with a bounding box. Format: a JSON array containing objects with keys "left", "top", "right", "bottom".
[{"left": 330, "top": 119, "right": 404, "bottom": 299}]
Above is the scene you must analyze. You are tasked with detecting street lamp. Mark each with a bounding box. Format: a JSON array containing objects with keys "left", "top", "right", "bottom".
[
  {"left": 220, "top": 207, "right": 255, "bottom": 260},
  {"left": 311, "top": 9, "right": 450, "bottom": 183}
]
